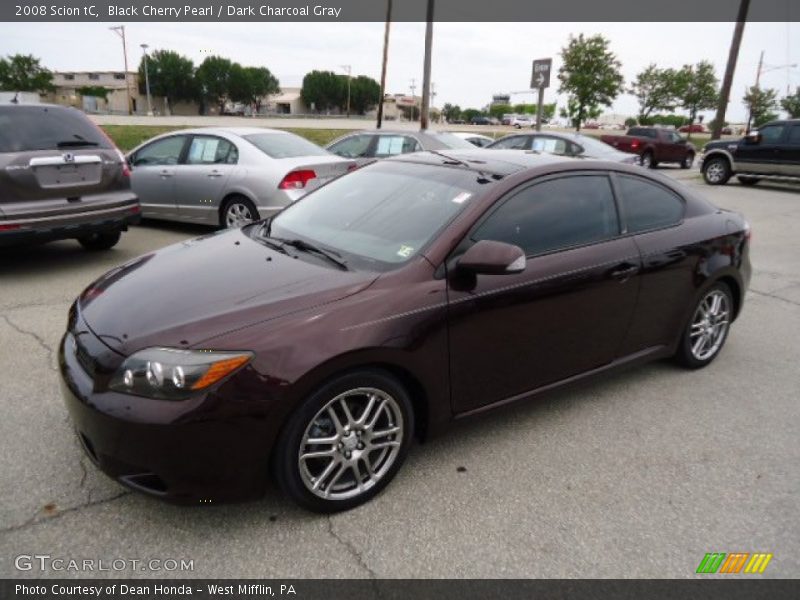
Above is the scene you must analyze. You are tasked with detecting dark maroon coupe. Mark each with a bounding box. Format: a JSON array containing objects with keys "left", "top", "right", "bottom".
[{"left": 60, "top": 149, "right": 751, "bottom": 512}]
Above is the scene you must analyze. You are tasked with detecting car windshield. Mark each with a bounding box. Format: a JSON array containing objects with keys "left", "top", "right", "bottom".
[
  {"left": 261, "top": 161, "right": 488, "bottom": 271},
  {"left": 244, "top": 132, "right": 329, "bottom": 158},
  {"left": 0, "top": 106, "right": 111, "bottom": 153},
  {"left": 573, "top": 134, "right": 622, "bottom": 156},
  {"left": 425, "top": 132, "right": 477, "bottom": 149}
]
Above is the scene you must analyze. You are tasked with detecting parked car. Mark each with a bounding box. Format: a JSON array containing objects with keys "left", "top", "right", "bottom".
[
  {"left": 0, "top": 104, "right": 139, "bottom": 249},
  {"left": 700, "top": 119, "right": 800, "bottom": 186},
  {"left": 487, "top": 131, "right": 639, "bottom": 164},
  {"left": 60, "top": 149, "right": 750, "bottom": 512},
  {"left": 127, "top": 128, "right": 354, "bottom": 228},
  {"left": 470, "top": 116, "right": 491, "bottom": 125},
  {"left": 325, "top": 129, "right": 475, "bottom": 165},
  {"left": 510, "top": 115, "right": 533, "bottom": 128},
  {"left": 600, "top": 126, "right": 696, "bottom": 168},
  {"left": 449, "top": 132, "right": 495, "bottom": 147},
  {"left": 679, "top": 123, "right": 708, "bottom": 134}
]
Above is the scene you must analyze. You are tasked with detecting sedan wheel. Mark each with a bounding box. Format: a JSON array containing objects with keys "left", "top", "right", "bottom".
[
  {"left": 223, "top": 197, "right": 258, "bottom": 228},
  {"left": 676, "top": 283, "right": 733, "bottom": 368},
  {"left": 274, "top": 370, "right": 413, "bottom": 512}
]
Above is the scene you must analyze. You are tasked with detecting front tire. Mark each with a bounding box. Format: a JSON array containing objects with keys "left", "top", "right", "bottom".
[
  {"left": 77, "top": 230, "right": 121, "bottom": 251},
  {"left": 702, "top": 156, "right": 731, "bottom": 185},
  {"left": 675, "top": 282, "right": 733, "bottom": 369},
  {"left": 273, "top": 370, "right": 414, "bottom": 513}
]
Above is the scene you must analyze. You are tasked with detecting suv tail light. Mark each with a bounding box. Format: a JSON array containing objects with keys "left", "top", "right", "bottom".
[
  {"left": 278, "top": 169, "right": 317, "bottom": 190},
  {"left": 631, "top": 139, "right": 640, "bottom": 150}
]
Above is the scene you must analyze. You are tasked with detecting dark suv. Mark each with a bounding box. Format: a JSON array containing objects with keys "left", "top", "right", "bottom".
[
  {"left": 0, "top": 104, "right": 140, "bottom": 249},
  {"left": 701, "top": 119, "right": 800, "bottom": 186}
]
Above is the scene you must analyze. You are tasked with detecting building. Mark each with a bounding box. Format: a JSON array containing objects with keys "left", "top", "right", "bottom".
[{"left": 265, "top": 87, "right": 308, "bottom": 115}]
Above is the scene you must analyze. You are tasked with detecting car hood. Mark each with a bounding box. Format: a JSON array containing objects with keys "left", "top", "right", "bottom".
[
  {"left": 703, "top": 139, "right": 739, "bottom": 152},
  {"left": 79, "top": 227, "right": 378, "bottom": 355}
]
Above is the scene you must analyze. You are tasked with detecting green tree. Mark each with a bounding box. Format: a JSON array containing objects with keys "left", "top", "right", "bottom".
[
  {"left": 349, "top": 75, "right": 380, "bottom": 114},
  {"left": 76, "top": 86, "right": 110, "bottom": 100},
  {"left": 137, "top": 50, "right": 197, "bottom": 108},
  {"left": 675, "top": 61, "right": 719, "bottom": 136},
  {"left": 195, "top": 55, "right": 234, "bottom": 115},
  {"left": 442, "top": 103, "right": 461, "bottom": 122},
  {"left": 0, "top": 54, "right": 54, "bottom": 93},
  {"left": 461, "top": 108, "right": 483, "bottom": 123},
  {"left": 301, "top": 70, "right": 344, "bottom": 112},
  {"left": 541, "top": 102, "right": 556, "bottom": 121},
  {"left": 488, "top": 103, "right": 512, "bottom": 119},
  {"left": 513, "top": 103, "right": 534, "bottom": 114},
  {"left": 229, "top": 65, "right": 280, "bottom": 112},
  {"left": 780, "top": 87, "right": 800, "bottom": 118},
  {"left": 629, "top": 64, "right": 680, "bottom": 120},
  {"left": 743, "top": 86, "right": 779, "bottom": 128},
  {"left": 557, "top": 34, "right": 624, "bottom": 131}
]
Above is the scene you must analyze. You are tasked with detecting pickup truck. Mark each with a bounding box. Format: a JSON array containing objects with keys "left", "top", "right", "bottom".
[
  {"left": 700, "top": 119, "right": 800, "bottom": 186},
  {"left": 600, "top": 127, "right": 696, "bottom": 169}
]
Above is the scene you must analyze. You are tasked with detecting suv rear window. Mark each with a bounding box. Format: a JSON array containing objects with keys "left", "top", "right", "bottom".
[{"left": 0, "top": 106, "right": 112, "bottom": 153}]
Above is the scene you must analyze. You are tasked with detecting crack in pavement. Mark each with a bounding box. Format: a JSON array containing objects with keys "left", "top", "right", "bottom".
[
  {"left": 326, "top": 516, "right": 377, "bottom": 579},
  {"left": 0, "top": 491, "right": 132, "bottom": 536},
  {"left": 0, "top": 314, "right": 58, "bottom": 372},
  {"left": 749, "top": 288, "right": 800, "bottom": 308}
]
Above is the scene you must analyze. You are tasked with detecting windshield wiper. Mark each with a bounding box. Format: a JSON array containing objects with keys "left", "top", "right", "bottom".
[
  {"left": 56, "top": 140, "right": 99, "bottom": 148},
  {"left": 274, "top": 237, "right": 348, "bottom": 270},
  {"left": 427, "top": 150, "right": 499, "bottom": 184}
]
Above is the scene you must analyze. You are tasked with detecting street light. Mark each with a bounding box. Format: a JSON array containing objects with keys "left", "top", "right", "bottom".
[
  {"left": 340, "top": 65, "right": 351, "bottom": 118},
  {"left": 746, "top": 51, "right": 798, "bottom": 132},
  {"left": 109, "top": 25, "right": 132, "bottom": 115},
  {"left": 140, "top": 43, "right": 153, "bottom": 116}
]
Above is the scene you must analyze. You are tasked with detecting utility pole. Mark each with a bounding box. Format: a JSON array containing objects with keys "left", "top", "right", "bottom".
[
  {"left": 410, "top": 78, "right": 417, "bottom": 122},
  {"left": 341, "top": 64, "right": 352, "bottom": 117},
  {"left": 711, "top": 0, "right": 749, "bottom": 140},
  {"left": 745, "top": 50, "right": 764, "bottom": 134},
  {"left": 109, "top": 25, "right": 132, "bottom": 115},
  {"left": 430, "top": 82, "right": 437, "bottom": 123},
  {"left": 141, "top": 44, "right": 153, "bottom": 116},
  {"left": 376, "top": 0, "right": 392, "bottom": 129},
  {"left": 419, "top": 0, "right": 434, "bottom": 130}
]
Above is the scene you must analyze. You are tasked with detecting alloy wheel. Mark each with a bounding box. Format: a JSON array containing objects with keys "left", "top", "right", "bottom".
[
  {"left": 225, "top": 202, "right": 254, "bottom": 228},
  {"left": 298, "top": 387, "right": 404, "bottom": 501},
  {"left": 689, "top": 290, "right": 730, "bottom": 361},
  {"left": 704, "top": 161, "right": 726, "bottom": 184}
]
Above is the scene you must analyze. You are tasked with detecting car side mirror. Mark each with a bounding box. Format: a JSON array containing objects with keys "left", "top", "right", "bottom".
[
  {"left": 457, "top": 240, "right": 526, "bottom": 275},
  {"left": 744, "top": 131, "right": 760, "bottom": 145}
]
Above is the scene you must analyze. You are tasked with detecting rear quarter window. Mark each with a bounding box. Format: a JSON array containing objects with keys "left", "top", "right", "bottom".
[
  {"left": 0, "top": 106, "right": 111, "bottom": 153},
  {"left": 616, "top": 175, "right": 684, "bottom": 233}
]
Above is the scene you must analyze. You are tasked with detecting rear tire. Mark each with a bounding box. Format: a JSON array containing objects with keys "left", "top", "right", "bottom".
[
  {"left": 640, "top": 151, "right": 657, "bottom": 169},
  {"left": 737, "top": 176, "right": 760, "bottom": 186},
  {"left": 221, "top": 196, "right": 258, "bottom": 229},
  {"left": 681, "top": 153, "right": 695, "bottom": 169},
  {"left": 77, "top": 230, "right": 121, "bottom": 251},
  {"left": 702, "top": 156, "right": 731, "bottom": 185},
  {"left": 675, "top": 282, "right": 733, "bottom": 369},
  {"left": 273, "top": 369, "right": 414, "bottom": 513}
]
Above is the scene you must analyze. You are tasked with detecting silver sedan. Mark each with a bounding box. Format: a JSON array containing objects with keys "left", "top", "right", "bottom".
[
  {"left": 487, "top": 131, "right": 639, "bottom": 164},
  {"left": 127, "top": 127, "right": 355, "bottom": 228}
]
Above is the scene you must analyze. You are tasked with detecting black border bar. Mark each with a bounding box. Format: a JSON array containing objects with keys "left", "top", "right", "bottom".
[{"left": 2, "top": 0, "right": 799, "bottom": 23}]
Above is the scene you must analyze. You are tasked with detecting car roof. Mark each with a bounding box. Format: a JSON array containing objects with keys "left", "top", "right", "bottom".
[
  {"left": 388, "top": 149, "right": 572, "bottom": 176},
  {"left": 168, "top": 127, "right": 290, "bottom": 136}
]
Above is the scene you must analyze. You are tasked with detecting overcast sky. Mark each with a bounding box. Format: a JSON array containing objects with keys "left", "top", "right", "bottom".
[{"left": 0, "top": 21, "right": 797, "bottom": 122}]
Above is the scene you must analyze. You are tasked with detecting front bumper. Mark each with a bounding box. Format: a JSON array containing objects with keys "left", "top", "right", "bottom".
[{"left": 58, "top": 317, "right": 272, "bottom": 504}]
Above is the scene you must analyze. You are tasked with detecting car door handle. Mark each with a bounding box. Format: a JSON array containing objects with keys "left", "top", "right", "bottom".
[
  {"left": 610, "top": 263, "right": 639, "bottom": 281},
  {"left": 207, "top": 171, "right": 223, "bottom": 178},
  {"left": 159, "top": 171, "right": 173, "bottom": 178}
]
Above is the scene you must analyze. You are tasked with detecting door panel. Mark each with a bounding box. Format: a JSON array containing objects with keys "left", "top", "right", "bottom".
[
  {"left": 447, "top": 237, "right": 641, "bottom": 413},
  {"left": 736, "top": 124, "right": 786, "bottom": 174},
  {"left": 174, "top": 136, "right": 237, "bottom": 224},
  {"left": 129, "top": 135, "right": 187, "bottom": 220}
]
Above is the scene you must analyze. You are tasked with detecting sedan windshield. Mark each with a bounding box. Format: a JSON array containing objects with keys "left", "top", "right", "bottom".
[
  {"left": 244, "top": 132, "right": 329, "bottom": 158},
  {"left": 263, "top": 161, "right": 488, "bottom": 270}
]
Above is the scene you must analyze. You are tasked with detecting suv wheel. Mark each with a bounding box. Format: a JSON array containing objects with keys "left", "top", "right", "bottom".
[
  {"left": 640, "top": 151, "right": 657, "bottom": 169},
  {"left": 77, "top": 230, "right": 121, "bottom": 251},
  {"left": 702, "top": 157, "right": 731, "bottom": 185},
  {"left": 681, "top": 153, "right": 695, "bottom": 169}
]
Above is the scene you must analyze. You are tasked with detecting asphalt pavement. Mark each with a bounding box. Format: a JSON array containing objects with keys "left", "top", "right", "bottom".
[{"left": 0, "top": 169, "right": 798, "bottom": 578}]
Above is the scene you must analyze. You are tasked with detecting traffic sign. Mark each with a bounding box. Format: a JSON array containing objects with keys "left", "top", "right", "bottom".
[{"left": 531, "top": 58, "right": 552, "bottom": 89}]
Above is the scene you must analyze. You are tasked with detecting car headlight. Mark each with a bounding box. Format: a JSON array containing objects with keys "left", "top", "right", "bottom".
[{"left": 109, "top": 348, "right": 253, "bottom": 400}]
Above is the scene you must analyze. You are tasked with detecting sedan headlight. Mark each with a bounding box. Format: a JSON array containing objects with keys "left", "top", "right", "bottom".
[{"left": 109, "top": 348, "right": 253, "bottom": 400}]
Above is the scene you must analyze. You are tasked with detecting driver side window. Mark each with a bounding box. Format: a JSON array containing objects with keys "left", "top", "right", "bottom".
[
  {"left": 492, "top": 136, "right": 530, "bottom": 150},
  {"left": 759, "top": 125, "right": 785, "bottom": 144},
  {"left": 329, "top": 135, "right": 372, "bottom": 158}
]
